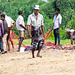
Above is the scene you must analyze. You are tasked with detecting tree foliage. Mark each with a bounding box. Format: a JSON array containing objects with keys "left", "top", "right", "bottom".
[{"left": 0, "top": 0, "right": 75, "bottom": 39}]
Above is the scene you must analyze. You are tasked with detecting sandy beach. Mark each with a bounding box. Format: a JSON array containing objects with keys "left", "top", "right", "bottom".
[{"left": 0, "top": 49, "right": 75, "bottom": 75}]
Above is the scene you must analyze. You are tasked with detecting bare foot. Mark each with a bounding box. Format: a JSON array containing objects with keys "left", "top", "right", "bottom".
[
  {"left": 32, "top": 56, "right": 35, "bottom": 58},
  {"left": 37, "top": 55, "right": 42, "bottom": 58},
  {"left": 12, "top": 46, "right": 14, "bottom": 49},
  {"left": 7, "top": 51, "right": 11, "bottom": 53},
  {"left": 3, "top": 51, "right": 7, "bottom": 53},
  {"left": 1, "top": 51, "right": 5, "bottom": 54},
  {"left": 8, "top": 49, "right": 10, "bottom": 51},
  {"left": 17, "top": 50, "right": 20, "bottom": 52}
]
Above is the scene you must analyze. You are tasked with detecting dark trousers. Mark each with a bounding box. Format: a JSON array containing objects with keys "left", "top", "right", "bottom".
[
  {"left": 54, "top": 28, "right": 60, "bottom": 42},
  {"left": 0, "top": 38, "right": 4, "bottom": 52}
]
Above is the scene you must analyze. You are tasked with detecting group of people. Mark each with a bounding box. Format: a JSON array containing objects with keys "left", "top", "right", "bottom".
[
  {"left": 16, "top": 5, "right": 62, "bottom": 58},
  {"left": 0, "top": 5, "right": 74, "bottom": 58},
  {"left": 0, "top": 12, "right": 15, "bottom": 54}
]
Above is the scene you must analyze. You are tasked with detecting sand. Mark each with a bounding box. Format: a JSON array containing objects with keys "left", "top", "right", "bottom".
[{"left": 0, "top": 49, "right": 75, "bottom": 75}]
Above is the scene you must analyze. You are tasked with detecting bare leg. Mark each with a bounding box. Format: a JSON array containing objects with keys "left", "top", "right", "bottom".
[
  {"left": 10, "top": 39, "right": 14, "bottom": 49},
  {"left": 32, "top": 50, "right": 35, "bottom": 58},
  {"left": 71, "top": 37, "right": 73, "bottom": 45},
  {"left": 18, "top": 37, "right": 24, "bottom": 52},
  {"left": 9, "top": 36, "right": 14, "bottom": 49},
  {"left": 7, "top": 40, "right": 10, "bottom": 51},
  {"left": 37, "top": 48, "right": 42, "bottom": 58}
]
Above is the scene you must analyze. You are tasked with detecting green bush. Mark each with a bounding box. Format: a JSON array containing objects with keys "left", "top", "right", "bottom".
[
  {"left": 0, "top": 0, "right": 75, "bottom": 40},
  {"left": 67, "top": 16, "right": 75, "bottom": 29}
]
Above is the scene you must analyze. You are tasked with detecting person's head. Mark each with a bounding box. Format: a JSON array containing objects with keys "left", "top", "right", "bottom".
[
  {"left": 1, "top": 14, "right": 5, "bottom": 21},
  {"left": 55, "top": 8, "right": 60, "bottom": 15},
  {"left": 2, "top": 12, "right": 6, "bottom": 16},
  {"left": 33, "top": 5, "right": 40, "bottom": 15},
  {"left": 18, "top": 11, "right": 23, "bottom": 16},
  {"left": 66, "top": 29, "right": 70, "bottom": 34}
]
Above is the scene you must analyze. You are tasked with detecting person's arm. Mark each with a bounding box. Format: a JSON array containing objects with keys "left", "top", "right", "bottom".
[
  {"left": 27, "top": 25, "right": 32, "bottom": 38},
  {"left": 20, "top": 24, "right": 27, "bottom": 30},
  {"left": 70, "top": 32, "right": 73, "bottom": 45},
  {"left": 41, "top": 25, "right": 45, "bottom": 38},
  {"left": 41, "top": 16, "right": 45, "bottom": 38},
  {"left": 58, "top": 24, "right": 61, "bottom": 33},
  {"left": 11, "top": 22, "right": 16, "bottom": 29},
  {"left": 58, "top": 15, "right": 62, "bottom": 33},
  {"left": 51, "top": 23, "right": 54, "bottom": 30},
  {"left": 27, "top": 15, "right": 32, "bottom": 38},
  {"left": 9, "top": 17, "right": 15, "bottom": 29}
]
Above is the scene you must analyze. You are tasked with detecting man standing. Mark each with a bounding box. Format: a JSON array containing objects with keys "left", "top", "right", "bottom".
[
  {"left": 16, "top": 11, "right": 27, "bottom": 52},
  {"left": 27, "top": 5, "right": 45, "bottom": 58},
  {"left": 0, "top": 20, "right": 4, "bottom": 53},
  {"left": 2, "top": 12, "right": 16, "bottom": 51},
  {"left": 1, "top": 14, "right": 8, "bottom": 52},
  {"left": 51, "top": 8, "right": 62, "bottom": 45}
]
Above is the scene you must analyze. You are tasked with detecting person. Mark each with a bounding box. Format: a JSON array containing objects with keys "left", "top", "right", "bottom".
[
  {"left": 1, "top": 14, "right": 8, "bottom": 53},
  {"left": 2, "top": 12, "right": 16, "bottom": 51},
  {"left": 0, "top": 20, "right": 4, "bottom": 54},
  {"left": 51, "top": 8, "right": 62, "bottom": 45},
  {"left": 16, "top": 10, "right": 27, "bottom": 52},
  {"left": 27, "top": 5, "right": 45, "bottom": 58},
  {"left": 66, "top": 29, "right": 75, "bottom": 45}
]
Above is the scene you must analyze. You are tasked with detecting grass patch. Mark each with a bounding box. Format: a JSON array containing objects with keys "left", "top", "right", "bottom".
[
  {"left": 12, "top": 39, "right": 71, "bottom": 45},
  {"left": 46, "top": 39, "right": 71, "bottom": 45}
]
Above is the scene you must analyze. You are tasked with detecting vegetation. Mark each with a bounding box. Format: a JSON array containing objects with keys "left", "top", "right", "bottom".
[
  {"left": 15, "top": 39, "right": 71, "bottom": 45},
  {"left": 0, "top": 0, "right": 75, "bottom": 39}
]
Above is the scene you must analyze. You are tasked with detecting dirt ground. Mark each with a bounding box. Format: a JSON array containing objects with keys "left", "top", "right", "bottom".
[{"left": 0, "top": 49, "right": 75, "bottom": 75}]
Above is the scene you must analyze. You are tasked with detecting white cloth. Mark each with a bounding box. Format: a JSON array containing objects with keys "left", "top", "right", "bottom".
[
  {"left": 70, "top": 29, "right": 75, "bottom": 36},
  {"left": 27, "top": 13, "right": 44, "bottom": 27},
  {"left": 70, "top": 29, "right": 75, "bottom": 33},
  {"left": 16, "top": 15, "right": 25, "bottom": 31},
  {"left": 53, "top": 14, "right": 62, "bottom": 29},
  {"left": 2, "top": 33, "right": 8, "bottom": 51},
  {"left": 5, "top": 15, "right": 14, "bottom": 27}
]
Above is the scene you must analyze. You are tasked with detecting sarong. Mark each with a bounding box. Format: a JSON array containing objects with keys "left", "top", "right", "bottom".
[{"left": 31, "top": 26, "right": 44, "bottom": 50}]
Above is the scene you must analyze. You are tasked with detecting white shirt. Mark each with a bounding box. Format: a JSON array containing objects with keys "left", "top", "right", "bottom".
[
  {"left": 53, "top": 14, "right": 62, "bottom": 29},
  {"left": 27, "top": 13, "right": 44, "bottom": 27},
  {"left": 16, "top": 15, "right": 25, "bottom": 31},
  {"left": 70, "top": 29, "right": 75, "bottom": 36},
  {"left": 5, "top": 15, "right": 14, "bottom": 27}
]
